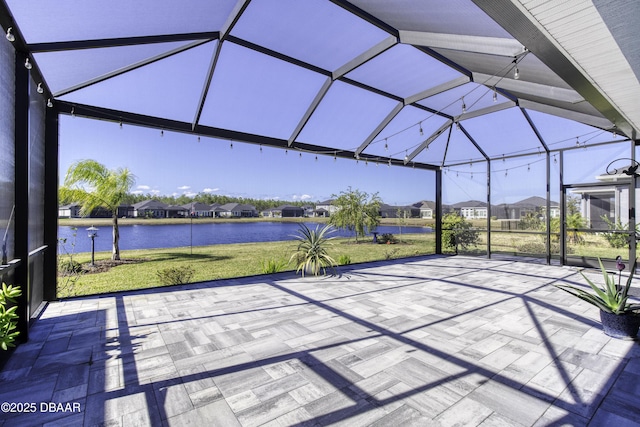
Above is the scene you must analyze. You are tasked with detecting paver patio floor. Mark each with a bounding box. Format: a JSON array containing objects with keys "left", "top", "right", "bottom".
[{"left": 1, "top": 255, "right": 639, "bottom": 426}]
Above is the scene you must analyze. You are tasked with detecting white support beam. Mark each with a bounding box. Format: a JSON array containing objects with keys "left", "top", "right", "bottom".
[
  {"left": 456, "top": 101, "right": 515, "bottom": 122},
  {"left": 405, "top": 120, "right": 453, "bottom": 164},
  {"left": 288, "top": 77, "right": 333, "bottom": 147},
  {"left": 220, "top": 0, "right": 251, "bottom": 40},
  {"left": 404, "top": 76, "right": 469, "bottom": 105},
  {"left": 332, "top": 35, "right": 397, "bottom": 80},
  {"left": 473, "top": 72, "right": 584, "bottom": 104},
  {"left": 355, "top": 102, "right": 404, "bottom": 156},
  {"left": 519, "top": 99, "right": 615, "bottom": 133},
  {"left": 399, "top": 30, "right": 525, "bottom": 57}
]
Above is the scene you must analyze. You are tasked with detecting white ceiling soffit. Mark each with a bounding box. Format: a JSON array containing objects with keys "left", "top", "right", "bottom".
[
  {"left": 473, "top": 72, "right": 583, "bottom": 104},
  {"left": 472, "top": 0, "right": 640, "bottom": 139},
  {"left": 520, "top": 99, "right": 613, "bottom": 131}
]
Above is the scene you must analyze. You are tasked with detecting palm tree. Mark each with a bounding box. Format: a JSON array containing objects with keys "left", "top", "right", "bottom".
[{"left": 60, "top": 160, "right": 136, "bottom": 261}]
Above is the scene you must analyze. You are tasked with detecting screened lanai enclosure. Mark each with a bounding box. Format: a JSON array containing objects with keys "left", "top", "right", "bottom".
[{"left": 1, "top": 0, "right": 639, "bottom": 344}]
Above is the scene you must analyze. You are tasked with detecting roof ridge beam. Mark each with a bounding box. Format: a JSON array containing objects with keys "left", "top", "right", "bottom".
[
  {"left": 288, "top": 77, "right": 333, "bottom": 147},
  {"left": 53, "top": 39, "right": 212, "bottom": 97},
  {"left": 405, "top": 120, "right": 452, "bottom": 164},
  {"left": 519, "top": 99, "right": 612, "bottom": 130},
  {"left": 473, "top": 72, "right": 583, "bottom": 104},
  {"left": 404, "top": 76, "right": 469, "bottom": 105},
  {"left": 399, "top": 30, "right": 525, "bottom": 57},
  {"left": 192, "top": 0, "right": 251, "bottom": 130},
  {"left": 355, "top": 102, "right": 404, "bottom": 156},
  {"left": 455, "top": 101, "right": 515, "bottom": 122},
  {"left": 28, "top": 32, "right": 220, "bottom": 53},
  {"left": 332, "top": 35, "right": 397, "bottom": 80}
]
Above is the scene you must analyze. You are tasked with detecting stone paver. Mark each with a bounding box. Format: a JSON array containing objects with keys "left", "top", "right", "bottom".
[{"left": 1, "top": 255, "right": 639, "bottom": 426}]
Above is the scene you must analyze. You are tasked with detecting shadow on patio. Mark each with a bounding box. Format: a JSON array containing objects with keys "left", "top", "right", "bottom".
[{"left": 1, "top": 255, "right": 639, "bottom": 426}]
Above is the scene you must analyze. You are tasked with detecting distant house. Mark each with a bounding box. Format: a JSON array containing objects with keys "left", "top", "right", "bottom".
[
  {"left": 492, "top": 196, "right": 559, "bottom": 220},
  {"left": 218, "top": 203, "right": 257, "bottom": 218},
  {"left": 379, "top": 204, "right": 419, "bottom": 218},
  {"left": 413, "top": 201, "right": 435, "bottom": 219},
  {"left": 181, "top": 202, "right": 214, "bottom": 217},
  {"left": 58, "top": 203, "right": 81, "bottom": 218},
  {"left": 165, "top": 205, "right": 188, "bottom": 218},
  {"left": 132, "top": 200, "right": 170, "bottom": 218},
  {"left": 302, "top": 205, "right": 314, "bottom": 217},
  {"left": 265, "top": 205, "right": 304, "bottom": 218},
  {"left": 315, "top": 199, "right": 337, "bottom": 216},
  {"left": 571, "top": 173, "right": 630, "bottom": 229},
  {"left": 210, "top": 204, "right": 227, "bottom": 218},
  {"left": 451, "top": 200, "right": 488, "bottom": 219}
]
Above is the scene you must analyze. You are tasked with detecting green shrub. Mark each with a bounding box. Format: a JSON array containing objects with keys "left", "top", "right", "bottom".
[
  {"left": 0, "top": 283, "right": 22, "bottom": 350},
  {"left": 601, "top": 216, "right": 631, "bottom": 249},
  {"left": 378, "top": 233, "right": 397, "bottom": 244},
  {"left": 442, "top": 213, "right": 479, "bottom": 253},
  {"left": 384, "top": 248, "right": 400, "bottom": 260},
  {"left": 337, "top": 254, "right": 351, "bottom": 265},
  {"left": 59, "top": 258, "right": 83, "bottom": 274},
  {"left": 290, "top": 224, "right": 337, "bottom": 276},
  {"left": 156, "top": 266, "right": 195, "bottom": 285},
  {"left": 260, "top": 258, "right": 289, "bottom": 274}
]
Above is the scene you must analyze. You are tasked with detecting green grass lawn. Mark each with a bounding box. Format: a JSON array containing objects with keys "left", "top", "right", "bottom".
[
  {"left": 57, "top": 228, "right": 627, "bottom": 299},
  {"left": 57, "top": 233, "right": 436, "bottom": 298}
]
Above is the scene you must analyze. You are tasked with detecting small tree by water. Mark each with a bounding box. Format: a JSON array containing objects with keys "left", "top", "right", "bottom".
[{"left": 329, "top": 187, "right": 381, "bottom": 242}]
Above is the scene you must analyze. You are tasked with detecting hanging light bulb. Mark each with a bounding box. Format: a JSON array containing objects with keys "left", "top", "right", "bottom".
[
  {"left": 71, "top": 107, "right": 75, "bottom": 117},
  {"left": 553, "top": 155, "right": 557, "bottom": 164},
  {"left": 492, "top": 88, "right": 498, "bottom": 103},
  {"left": 230, "top": 142, "right": 233, "bottom": 149},
  {"left": 36, "top": 83, "right": 44, "bottom": 94},
  {"left": 299, "top": 152, "right": 302, "bottom": 158},
  {"left": 404, "top": 151, "right": 409, "bottom": 162},
  {"left": 461, "top": 97, "right": 466, "bottom": 114},
  {"left": 514, "top": 63, "right": 520, "bottom": 80},
  {"left": 419, "top": 122, "right": 423, "bottom": 136},
  {"left": 455, "top": 121, "right": 460, "bottom": 130},
  {"left": 333, "top": 152, "right": 337, "bottom": 162},
  {"left": 388, "top": 159, "right": 391, "bottom": 167},
  {"left": 315, "top": 155, "right": 318, "bottom": 162},
  {"left": 46, "top": 98, "right": 53, "bottom": 108},
  {"left": 160, "top": 129, "right": 164, "bottom": 137},
  {"left": 365, "top": 159, "right": 368, "bottom": 166},
  {"left": 285, "top": 149, "right": 288, "bottom": 155},
  {"left": 5, "top": 27, "right": 15, "bottom": 42},
  {"left": 576, "top": 137, "right": 580, "bottom": 147},
  {"left": 119, "top": 121, "right": 123, "bottom": 129},
  {"left": 259, "top": 144, "right": 262, "bottom": 153},
  {"left": 527, "top": 164, "right": 530, "bottom": 172},
  {"left": 197, "top": 136, "right": 201, "bottom": 142},
  {"left": 505, "top": 170, "right": 508, "bottom": 177},
  {"left": 24, "top": 57, "right": 32, "bottom": 70},
  {"left": 384, "top": 139, "right": 388, "bottom": 151}
]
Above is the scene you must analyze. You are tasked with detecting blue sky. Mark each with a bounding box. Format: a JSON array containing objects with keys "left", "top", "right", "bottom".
[
  {"left": 59, "top": 115, "right": 437, "bottom": 206},
  {"left": 59, "top": 111, "right": 629, "bottom": 207}
]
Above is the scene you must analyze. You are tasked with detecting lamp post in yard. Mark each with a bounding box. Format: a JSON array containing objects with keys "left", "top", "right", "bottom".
[{"left": 87, "top": 226, "right": 98, "bottom": 267}]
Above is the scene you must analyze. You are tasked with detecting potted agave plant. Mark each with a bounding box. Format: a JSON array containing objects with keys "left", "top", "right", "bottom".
[{"left": 555, "top": 257, "right": 640, "bottom": 340}]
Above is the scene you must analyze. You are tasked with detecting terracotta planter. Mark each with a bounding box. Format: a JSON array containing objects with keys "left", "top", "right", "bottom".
[{"left": 599, "top": 310, "right": 640, "bottom": 340}]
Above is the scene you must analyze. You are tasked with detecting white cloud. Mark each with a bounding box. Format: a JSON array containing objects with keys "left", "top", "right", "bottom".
[
  {"left": 292, "top": 195, "right": 298, "bottom": 200},
  {"left": 177, "top": 185, "right": 190, "bottom": 190},
  {"left": 131, "top": 190, "right": 144, "bottom": 195},
  {"left": 203, "top": 187, "right": 219, "bottom": 193},
  {"left": 150, "top": 189, "right": 160, "bottom": 195},
  {"left": 137, "top": 185, "right": 150, "bottom": 190},
  {"left": 300, "top": 194, "right": 312, "bottom": 201},
  {"left": 184, "top": 192, "right": 197, "bottom": 197}
]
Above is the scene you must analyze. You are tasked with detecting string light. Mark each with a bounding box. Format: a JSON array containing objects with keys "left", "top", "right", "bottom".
[
  {"left": 285, "top": 149, "right": 288, "bottom": 155},
  {"left": 513, "top": 58, "right": 520, "bottom": 80},
  {"left": 384, "top": 139, "right": 388, "bottom": 151},
  {"left": 119, "top": 121, "right": 123, "bottom": 129},
  {"left": 24, "top": 58, "right": 32, "bottom": 70},
  {"left": 404, "top": 150, "right": 409, "bottom": 162},
  {"left": 299, "top": 152, "right": 302, "bottom": 158},
  {"left": 527, "top": 164, "right": 530, "bottom": 171},
  {"left": 46, "top": 99, "right": 53, "bottom": 108},
  {"left": 493, "top": 87, "right": 497, "bottom": 103},
  {"left": 388, "top": 159, "right": 391, "bottom": 167},
  {"left": 455, "top": 121, "right": 460, "bottom": 130},
  {"left": 197, "top": 136, "right": 201, "bottom": 142},
  {"left": 71, "top": 107, "right": 75, "bottom": 117},
  {"left": 461, "top": 97, "right": 466, "bottom": 114},
  {"left": 333, "top": 152, "right": 337, "bottom": 162},
  {"left": 36, "top": 83, "right": 44, "bottom": 94},
  {"left": 160, "top": 129, "right": 164, "bottom": 137},
  {"left": 553, "top": 155, "right": 557, "bottom": 164},
  {"left": 259, "top": 144, "right": 262, "bottom": 152},
  {"left": 5, "top": 27, "right": 15, "bottom": 42},
  {"left": 419, "top": 122, "right": 423, "bottom": 136},
  {"left": 576, "top": 137, "right": 580, "bottom": 147},
  {"left": 230, "top": 142, "right": 233, "bottom": 149},
  {"left": 505, "top": 170, "right": 508, "bottom": 177},
  {"left": 315, "top": 155, "right": 318, "bottom": 162}
]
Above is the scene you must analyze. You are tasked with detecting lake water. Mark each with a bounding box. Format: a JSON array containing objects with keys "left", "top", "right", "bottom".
[{"left": 58, "top": 222, "right": 432, "bottom": 253}]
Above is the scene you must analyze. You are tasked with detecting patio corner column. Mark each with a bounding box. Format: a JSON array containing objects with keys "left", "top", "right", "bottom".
[
  {"left": 486, "top": 159, "right": 491, "bottom": 258},
  {"left": 43, "top": 107, "right": 59, "bottom": 301},
  {"left": 630, "top": 139, "right": 638, "bottom": 265},
  {"left": 435, "top": 168, "right": 442, "bottom": 254},
  {"left": 14, "top": 50, "right": 30, "bottom": 341}
]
